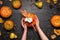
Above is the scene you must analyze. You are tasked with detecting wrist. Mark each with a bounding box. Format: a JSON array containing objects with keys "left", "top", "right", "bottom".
[
  {"left": 37, "top": 25, "right": 40, "bottom": 27},
  {"left": 36, "top": 24, "right": 40, "bottom": 27},
  {"left": 36, "top": 25, "right": 40, "bottom": 28},
  {"left": 36, "top": 26, "right": 41, "bottom": 30},
  {"left": 24, "top": 29, "right": 27, "bottom": 32}
]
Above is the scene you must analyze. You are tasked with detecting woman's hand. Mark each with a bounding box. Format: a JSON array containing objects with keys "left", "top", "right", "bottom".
[
  {"left": 35, "top": 15, "right": 40, "bottom": 28},
  {"left": 21, "top": 18, "right": 27, "bottom": 40},
  {"left": 34, "top": 15, "right": 49, "bottom": 40},
  {"left": 21, "top": 18, "right": 27, "bottom": 30}
]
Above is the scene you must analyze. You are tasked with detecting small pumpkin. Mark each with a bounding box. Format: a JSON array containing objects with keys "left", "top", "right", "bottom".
[
  {"left": 4, "top": 20, "right": 14, "bottom": 30},
  {"left": 1, "top": 6, "right": 12, "bottom": 18},
  {"left": 12, "top": 0, "right": 22, "bottom": 9},
  {"left": 10, "top": 33, "right": 17, "bottom": 39},
  {"left": 0, "top": 18, "right": 4, "bottom": 23},
  {"left": 52, "top": 0, "right": 58, "bottom": 4},
  {"left": 46, "top": 0, "right": 50, "bottom": 3},
  {"left": 35, "top": 1, "right": 43, "bottom": 8},
  {"left": 54, "top": 29, "right": 60, "bottom": 35},
  {"left": 51, "top": 15, "right": 60, "bottom": 27},
  {"left": 27, "top": 13, "right": 36, "bottom": 27}
]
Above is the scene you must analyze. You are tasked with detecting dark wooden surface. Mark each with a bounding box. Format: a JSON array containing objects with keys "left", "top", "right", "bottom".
[{"left": 0, "top": 0, "right": 60, "bottom": 40}]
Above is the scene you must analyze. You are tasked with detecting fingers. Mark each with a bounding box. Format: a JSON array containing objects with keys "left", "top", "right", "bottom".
[
  {"left": 21, "top": 18, "right": 24, "bottom": 27},
  {"left": 21, "top": 18, "right": 27, "bottom": 30},
  {"left": 35, "top": 15, "right": 39, "bottom": 23},
  {"left": 21, "top": 18, "right": 27, "bottom": 27},
  {"left": 32, "top": 25, "right": 37, "bottom": 31},
  {"left": 35, "top": 15, "right": 40, "bottom": 27}
]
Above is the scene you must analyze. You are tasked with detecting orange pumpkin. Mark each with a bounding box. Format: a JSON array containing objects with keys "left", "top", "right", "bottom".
[
  {"left": 27, "top": 13, "right": 36, "bottom": 27},
  {"left": 21, "top": 10, "right": 37, "bottom": 31},
  {"left": 1, "top": 6, "right": 12, "bottom": 18},
  {"left": 4, "top": 20, "right": 14, "bottom": 30},
  {"left": 20, "top": 10, "right": 36, "bottom": 26},
  {"left": 51, "top": 15, "right": 60, "bottom": 27},
  {"left": 54, "top": 29, "right": 60, "bottom": 35},
  {"left": 12, "top": 0, "right": 21, "bottom": 9}
]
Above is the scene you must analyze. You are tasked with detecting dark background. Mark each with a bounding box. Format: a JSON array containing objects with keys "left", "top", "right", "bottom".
[{"left": 0, "top": 0, "right": 60, "bottom": 40}]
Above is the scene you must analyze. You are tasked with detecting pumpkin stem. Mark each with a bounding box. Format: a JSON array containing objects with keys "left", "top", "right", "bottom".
[{"left": 20, "top": 10, "right": 28, "bottom": 17}]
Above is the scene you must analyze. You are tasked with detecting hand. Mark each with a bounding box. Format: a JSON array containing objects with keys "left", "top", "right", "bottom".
[
  {"left": 21, "top": 18, "right": 27, "bottom": 30},
  {"left": 35, "top": 15, "right": 40, "bottom": 27},
  {"left": 32, "top": 15, "right": 40, "bottom": 31},
  {"left": 35, "top": 16, "right": 49, "bottom": 40}
]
